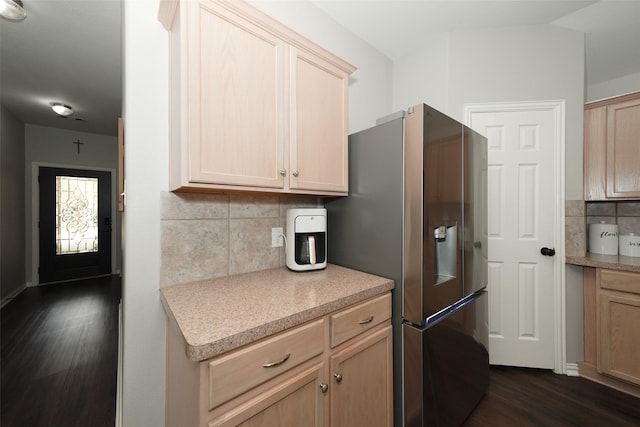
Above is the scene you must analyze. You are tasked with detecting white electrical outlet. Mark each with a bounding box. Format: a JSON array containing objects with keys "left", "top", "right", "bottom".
[{"left": 271, "top": 227, "right": 284, "bottom": 247}]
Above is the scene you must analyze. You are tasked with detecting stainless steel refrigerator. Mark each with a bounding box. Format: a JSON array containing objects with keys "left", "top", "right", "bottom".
[{"left": 326, "top": 103, "right": 489, "bottom": 427}]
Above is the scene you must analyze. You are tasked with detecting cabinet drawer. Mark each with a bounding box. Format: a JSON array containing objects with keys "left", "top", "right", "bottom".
[
  {"left": 330, "top": 293, "right": 391, "bottom": 348},
  {"left": 600, "top": 269, "right": 640, "bottom": 295},
  {"left": 208, "top": 319, "right": 324, "bottom": 410}
]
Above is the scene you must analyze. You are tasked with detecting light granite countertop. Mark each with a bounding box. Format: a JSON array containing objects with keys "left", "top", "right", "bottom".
[
  {"left": 566, "top": 253, "right": 640, "bottom": 273},
  {"left": 160, "top": 264, "right": 394, "bottom": 362}
]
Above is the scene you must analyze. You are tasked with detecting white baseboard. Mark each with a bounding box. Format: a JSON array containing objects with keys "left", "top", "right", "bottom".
[
  {"left": 0, "top": 284, "right": 27, "bottom": 308},
  {"left": 116, "top": 300, "right": 123, "bottom": 427},
  {"left": 565, "top": 362, "right": 580, "bottom": 377}
]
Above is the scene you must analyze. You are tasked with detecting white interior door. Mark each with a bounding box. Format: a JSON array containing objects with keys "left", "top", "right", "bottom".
[{"left": 465, "top": 101, "right": 565, "bottom": 370}]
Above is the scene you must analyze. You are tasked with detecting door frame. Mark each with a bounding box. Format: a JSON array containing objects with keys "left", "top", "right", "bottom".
[
  {"left": 31, "top": 162, "right": 117, "bottom": 286},
  {"left": 463, "top": 100, "right": 567, "bottom": 375}
]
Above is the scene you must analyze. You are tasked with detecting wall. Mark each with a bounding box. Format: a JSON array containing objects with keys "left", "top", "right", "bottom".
[
  {"left": 1, "top": 105, "right": 26, "bottom": 302},
  {"left": 24, "top": 124, "right": 120, "bottom": 285},
  {"left": 121, "top": 1, "right": 392, "bottom": 425},
  {"left": 394, "top": 24, "right": 586, "bottom": 365},
  {"left": 587, "top": 71, "right": 640, "bottom": 102},
  {"left": 252, "top": 0, "right": 393, "bottom": 132},
  {"left": 121, "top": 1, "right": 168, "bottom": 425},
  {"left": 448, "top": 25, "right": 585, "bottom": 199},
  {"left": 392, "top": 32, "right": 450, "bottom": 113}
]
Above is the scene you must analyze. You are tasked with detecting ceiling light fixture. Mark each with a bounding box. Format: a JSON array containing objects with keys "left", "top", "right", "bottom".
[
  {"left": 51, "top": 103, "right": 74, "bottom": 117},
  {"left": 0, "top": 0, "right": 27, "bottom": 21}
]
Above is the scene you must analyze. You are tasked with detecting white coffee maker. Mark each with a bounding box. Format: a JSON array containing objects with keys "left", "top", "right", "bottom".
[{"left": 286, "top": 208, "right": 327, "bottom": 271}]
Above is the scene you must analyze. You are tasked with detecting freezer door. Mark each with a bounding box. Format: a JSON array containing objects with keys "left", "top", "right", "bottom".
[{"left": 403, "top": 291, "right": 489, "bottom": 427}]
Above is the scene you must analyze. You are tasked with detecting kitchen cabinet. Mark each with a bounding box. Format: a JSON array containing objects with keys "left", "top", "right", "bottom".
[
  {"left": 584, "top": 91, "right": 640, "bottom": 200},
  {"left": 597, "top": 269, "right": 640, "bottom": 387},
  {"left": 329, "top": 326, "right": 393, "bottom": 427},
  {"left": 165, "top": 292, "right": 392, "bottom": 427},
  {"left": 158, "top": 0, "right": 355, "bottom": 196}
]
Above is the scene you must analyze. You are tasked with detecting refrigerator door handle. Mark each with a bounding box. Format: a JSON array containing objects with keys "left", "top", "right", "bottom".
[{"left": 418, "top": 290, "right": 486, "bottom": 331}]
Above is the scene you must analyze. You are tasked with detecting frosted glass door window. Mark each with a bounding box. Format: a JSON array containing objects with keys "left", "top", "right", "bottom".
[{"left": 56, "top": 175, "right": 99, "bottom": 254}]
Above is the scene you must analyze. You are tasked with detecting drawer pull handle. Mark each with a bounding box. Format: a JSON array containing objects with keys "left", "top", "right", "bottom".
[
  {"left": 263, "top": 353, "right": 291, "bottom": 368},
  {"left": 359, "top": 316, "right": 374, "bottom": 325}
]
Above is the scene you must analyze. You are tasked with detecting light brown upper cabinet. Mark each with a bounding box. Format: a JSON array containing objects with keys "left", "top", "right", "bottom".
[
  {"left": 584, "top": 91, "right": 640, "bottom": 200},
  {"left": 159, "top": 0, "right": 356, "bottom": 196}
]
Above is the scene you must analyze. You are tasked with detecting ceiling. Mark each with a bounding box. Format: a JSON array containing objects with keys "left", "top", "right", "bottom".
[
  {"left": 1, "top": 0, "right": 639, "bottom": 137},
  {"left": 1, "top": 0, "right": 121, "bottom": 136}
]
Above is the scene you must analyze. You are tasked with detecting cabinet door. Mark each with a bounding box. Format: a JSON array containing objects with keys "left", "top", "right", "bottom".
[
  {"left": 188, "top": 0, "right": 285, "bottom": 189},
  {"left": 606, "top": 97, "right": 640, "bottom": 198},
  {"left": 598, "top": 289, "right": 640, "bottom": 386},
  {"left": 208, "top": 363, "right": 326, "bottom": 427},
  {"left": 584, "top": 106, "right": 607, "bottom": 200},
  {"left": 289, "top": 47, "right": 349, "bottom": 194},
  {"left": 329, "top": 325, "right": 393, "bottom": 427}
]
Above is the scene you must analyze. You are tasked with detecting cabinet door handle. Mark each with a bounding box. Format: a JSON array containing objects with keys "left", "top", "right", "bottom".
[
  {"left": 279, "top": 169, "right": 287, "bottom": 176},
  {"left": 359, "top": 316, "right": 374, "bottom": 325},
  {"left": 320, "top": 383, "right": 329, "bottom": 393},
  {"left": 334, "top": 373, "right": 343, "bottom": 383},
  {"left": 262, "top": 353, "right": 291, "bottom": 368},
  {"left": 292, "top": 170, "right": 299, "bottom": 177}
]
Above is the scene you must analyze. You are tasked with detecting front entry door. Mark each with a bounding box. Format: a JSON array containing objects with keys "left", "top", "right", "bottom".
[
  {"left": 465, "top": 101, "right": 564, "bottom": 370},
  {"left": 39, "top": 167, "right": 112, "bottom": 283}
]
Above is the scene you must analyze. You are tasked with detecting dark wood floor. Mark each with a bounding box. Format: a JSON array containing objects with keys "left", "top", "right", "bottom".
[
  {"left": 1, "top": 275, "right": 121, "bottom": 427},
  {"left": 464, "top": 365, "right": 640, "bottom": 427}
]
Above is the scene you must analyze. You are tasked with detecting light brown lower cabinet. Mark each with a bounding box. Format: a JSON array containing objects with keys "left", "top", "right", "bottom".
[
  {"left": 165, "top": 293, "right": 393, "bottom": 427},
  {"left": 597, "top": 269, "right": 640, "bottom": 386},
  {"left": 330, "top": 326, "right": 393, "bottom": 427}
]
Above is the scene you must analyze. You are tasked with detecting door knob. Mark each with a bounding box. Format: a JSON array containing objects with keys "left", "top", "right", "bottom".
[{"left": 540, "top": 247, "right": 556, "bottom": 256}]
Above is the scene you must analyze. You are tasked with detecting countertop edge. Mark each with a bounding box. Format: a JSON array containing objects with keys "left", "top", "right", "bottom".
[{"left": 566, "top": 254, "right": 640, "bottom": 273}]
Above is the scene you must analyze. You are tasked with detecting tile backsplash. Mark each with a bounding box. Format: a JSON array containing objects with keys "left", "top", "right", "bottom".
[
  {"left": 565, "top": 200, "right": 586, "bottom": 257},
  {"left": 586, "top": 201, "right": 640, "bottom": 235},
  {"left": 160, "top": 192, "right": 319, "bottom": 287},
  {"left": 565, "top": 200, "right": 640, "bottom": 257}
]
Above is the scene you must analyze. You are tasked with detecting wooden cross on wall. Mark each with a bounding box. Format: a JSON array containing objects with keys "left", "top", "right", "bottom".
[{"left": 72, "top": 139, "right": 84, "bottom": 154}]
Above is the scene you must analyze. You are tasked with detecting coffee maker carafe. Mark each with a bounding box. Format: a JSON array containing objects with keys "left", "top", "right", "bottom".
[{"left": 286, "top": 208, "right": 327, "bottom": 271}]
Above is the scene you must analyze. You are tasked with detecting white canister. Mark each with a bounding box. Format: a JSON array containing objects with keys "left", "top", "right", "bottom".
[
  {"left": 589, "top": 222, "right": 619, "bottom": 255},
  {"left": 619, "top": 233, "right": 640, "bottom": 257}
]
